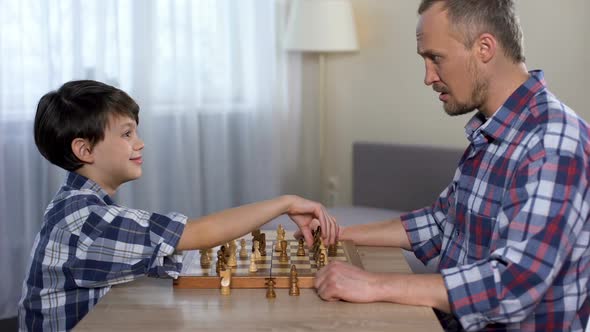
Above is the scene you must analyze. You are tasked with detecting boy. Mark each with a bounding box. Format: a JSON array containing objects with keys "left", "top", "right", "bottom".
[{"left": 19, "top": 80, "right": 338, "bottom": 331}]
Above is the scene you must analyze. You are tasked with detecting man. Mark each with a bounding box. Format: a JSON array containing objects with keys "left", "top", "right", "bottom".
[{"left": 314, "top": 1, "right": 590, "bottom": 331}]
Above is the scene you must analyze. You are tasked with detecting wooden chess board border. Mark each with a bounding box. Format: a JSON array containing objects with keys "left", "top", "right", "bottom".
[{"left": 173, "top": 240, "right": 363, "bottom": 289}]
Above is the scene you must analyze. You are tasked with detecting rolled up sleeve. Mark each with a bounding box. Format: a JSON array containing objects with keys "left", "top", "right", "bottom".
[
  {"left": 401, "top": 181, "right": 455, "bottom": 265},
  {"left": 71, "top": 201, "right": 187, "bottom": 288}
]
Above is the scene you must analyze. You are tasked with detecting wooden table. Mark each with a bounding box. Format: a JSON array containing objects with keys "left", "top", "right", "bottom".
[{"left": 76, "top": 246, "right": 443, "bottom": 331}]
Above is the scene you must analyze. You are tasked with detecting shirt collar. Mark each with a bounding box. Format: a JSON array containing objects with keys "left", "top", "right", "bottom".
[
  {"left": 464, "top": 70, "right": 547, "bottom": 143},
  {"left": 65, "top": 171, "right": 114, "bottom": 204}
]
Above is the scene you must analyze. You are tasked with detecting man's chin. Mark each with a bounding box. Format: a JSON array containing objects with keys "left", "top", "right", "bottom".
[{"left": 443, "top": 104, "right": 476, "bottom": 117}]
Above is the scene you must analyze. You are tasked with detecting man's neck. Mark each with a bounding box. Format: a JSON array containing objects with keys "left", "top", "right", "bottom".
[{"left": 480, "top": 62, "right": 530, "bottom": 118}]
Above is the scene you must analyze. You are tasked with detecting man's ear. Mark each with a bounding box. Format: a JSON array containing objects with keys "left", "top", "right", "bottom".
[
  {"left": 71, "top": 138, "right": 94, "bottom": 164},
  {"left": 476, "top": 33, "right": 496, "bottom": 63}
]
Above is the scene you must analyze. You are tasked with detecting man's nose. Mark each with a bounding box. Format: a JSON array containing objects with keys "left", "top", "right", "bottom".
[{"left": 424, "top": 62, "right": 439, "bottom": 86}]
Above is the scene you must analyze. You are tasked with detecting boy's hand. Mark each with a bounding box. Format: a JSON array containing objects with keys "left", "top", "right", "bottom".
[{"left": 286, "top": 195, "right": 339, "bottom": 247}]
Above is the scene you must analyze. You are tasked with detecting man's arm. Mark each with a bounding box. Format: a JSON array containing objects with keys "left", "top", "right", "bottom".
[
  {"left": 338, "top": 218, "right": 412, "bottom": 250},
  {"left": 315, "top": 261, "right": 450, "bottom": 312},
  {"left": 176, "top": 195, "right": 338, "bottom": 251}
]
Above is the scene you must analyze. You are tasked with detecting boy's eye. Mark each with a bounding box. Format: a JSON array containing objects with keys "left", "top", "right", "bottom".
[{"left": 123, "top": 131, "right": 132, "bottom": 137}]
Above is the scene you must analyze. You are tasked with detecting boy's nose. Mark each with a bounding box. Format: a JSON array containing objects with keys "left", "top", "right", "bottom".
[{"left": 135, "top": 138, "right": 145, "bottom": 150}]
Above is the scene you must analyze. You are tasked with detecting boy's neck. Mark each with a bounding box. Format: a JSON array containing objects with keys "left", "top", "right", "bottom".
[{"left": 75, "top": 168, "right": 119, "bottom": 197}]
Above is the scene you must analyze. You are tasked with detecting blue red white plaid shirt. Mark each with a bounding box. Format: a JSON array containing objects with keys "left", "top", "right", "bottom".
[
  {"left": 401, "top": 70, "right": 590, "bottom": 331},
  {"left": 18, "top": 172, "right": 187, "bottom": 331}
]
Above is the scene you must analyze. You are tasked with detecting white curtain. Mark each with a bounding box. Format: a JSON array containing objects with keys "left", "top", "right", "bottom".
[{"left": 0, "top": 0, "right": 319, "bottom": 319}]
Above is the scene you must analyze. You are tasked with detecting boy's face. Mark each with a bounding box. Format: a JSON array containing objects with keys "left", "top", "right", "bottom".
[{"left": 91, "top": 114, "right": 144, "bottom": 190}]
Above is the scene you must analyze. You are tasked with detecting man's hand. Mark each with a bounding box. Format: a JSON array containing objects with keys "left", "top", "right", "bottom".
[
  {"left": 285, "top": 195, "right": 339, "bottom": 247},
  {"left": 315, "top": 260, "right": 451, "bottom": 313},
  {"left": 314, "top": 260, "right": 382, "bottom": 302}
]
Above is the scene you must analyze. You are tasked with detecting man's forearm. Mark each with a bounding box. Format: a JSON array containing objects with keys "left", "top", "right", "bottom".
[
  {"left": 375, "top": 273, "right": 451, "bottom": 313},
  {"left": 339, "top": 218, "right": 412, "bottom": 250}
]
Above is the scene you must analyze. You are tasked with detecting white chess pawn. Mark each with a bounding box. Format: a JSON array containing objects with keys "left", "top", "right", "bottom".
[
  {"left": 199, "top": 249, "right": 211, "bottom": 268},
  {"left": 249, "top": 254, "right": 258, "bottom": 272},
  {"left": 227, "top": 249, "right": 237, "bottom": 267},
  {"left": 220, "top": 269, "right": 231, "bottom": 295},
  {"left": 253, "top": 240, "right": 262, "bottom": 260},
  {"left": 239, "top": 238, "right": 248, "bottom": 259}
]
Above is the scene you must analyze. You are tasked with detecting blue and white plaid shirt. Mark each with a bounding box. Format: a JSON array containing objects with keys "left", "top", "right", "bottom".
[
  {"left": 19, "top": 172, "right": 187, "bottom": 331},
  {"left": 401, "top": 70, "right": 590, "bottom": 331}
]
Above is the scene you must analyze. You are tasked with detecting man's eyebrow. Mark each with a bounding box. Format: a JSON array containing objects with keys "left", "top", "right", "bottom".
[{"left": 417, "top": 49, "right": 441, "bottom": 58}]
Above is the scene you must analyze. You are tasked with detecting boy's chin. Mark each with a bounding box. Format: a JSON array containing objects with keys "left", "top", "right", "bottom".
[{"left": 122, "top": 170, "right": 142, "bottom": 183}]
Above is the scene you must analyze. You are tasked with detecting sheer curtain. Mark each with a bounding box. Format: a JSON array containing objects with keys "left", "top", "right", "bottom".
[{"left": 0, "top": 0, "right": 319, "bottom": 319}]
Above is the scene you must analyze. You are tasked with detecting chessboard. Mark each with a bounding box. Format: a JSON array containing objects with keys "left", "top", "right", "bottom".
[{"left": 173, "top": 232, "right": 363, "bottom": 289}]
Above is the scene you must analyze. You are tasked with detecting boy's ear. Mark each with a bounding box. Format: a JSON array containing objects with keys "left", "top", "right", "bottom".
[{"left": 71, "top": 138, "right": 94, "bottom": 164}]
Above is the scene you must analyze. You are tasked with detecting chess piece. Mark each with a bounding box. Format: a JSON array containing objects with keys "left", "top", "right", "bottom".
[
  {"left": 320, "top": 243, "right": 328, "bottom": 265},
  {"left": 319, "top": 243, "right": 328, "bottom": 266},
  {"left": 259, "top": 233, "right": 267, "bottom": 256},
  {"left": 239, "top": 239, "right": 248, "bottom": 259},
  {"left": 296, "top": 238, "right": 306, "bottom": 256},
  {"left": 279, "top": 240, "right": 289, "bottom": 263},
  {"left": 289, "top": 265, "right": 300, "bottom": 296},
  {"left": 312, "top": 228, "right": 321, "bottom": 259},
  {"left": 251, "top": 230, "right": 261, "bottom": 254},
  {"left": 227, "top": 249, "right": 237, "bottom": 267},
  {"left": 253, "top": 240, "right": 262, "bottom": 260},
  {"left": 266, "top": 278, "right": 276, "bottom": 298},
  {"left": 275, "top": 225, "right": 285, "bottom": 252},
  {"left": 229, "top": 240, "right": 237, "bottom": 255},
  {"left": 220, "top": 269, "right": 231, "bottom": 295},
  {"left": 318, "top": 252, "right": 326, "bottom": 268},
  {"left": 200, "top": 249, "right": 211, "bottom": 268},
  {"left": 315, "top": 242, "right": 324, "bottom": 265},
  {"left": 312, "top": 240, "right": 320, "bottom": 261},
  {"left": 220, "top": 245, "right": 227, "bottom": 260},
  {"left": 328, "top": 243, "right": 338, "bottom": 257},
  {"left": 251, "top": 229, "right": 261, "bottom": 239},
  {"left": 249, "top": 254, "right": 258, "bottom": 272},
  {"left": 224, "top": 243, "right": 231, "bottom": 257},
  {"left": 216, "top": 250, "right": 224, "bottom": 274}
]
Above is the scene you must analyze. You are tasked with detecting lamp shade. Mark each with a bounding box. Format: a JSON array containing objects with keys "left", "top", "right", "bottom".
[{"left": 284, "top": 0, "right": 358, "bottom": 52}]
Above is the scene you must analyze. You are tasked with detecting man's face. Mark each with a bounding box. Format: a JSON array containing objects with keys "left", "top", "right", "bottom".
[
  {"left": 416, "top": 3, "right": 487, "bottom": 116},
  {"left": 91, "top": 114, "right": 144, "bottom": 189}
]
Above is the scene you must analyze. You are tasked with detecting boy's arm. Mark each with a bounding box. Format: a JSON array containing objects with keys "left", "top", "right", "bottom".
[{"left": 176, "top": 195, "right": 338, "bottom": 251}]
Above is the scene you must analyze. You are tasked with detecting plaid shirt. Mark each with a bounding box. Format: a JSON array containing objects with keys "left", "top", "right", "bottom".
[
  {"left": 401, "top": 70, "right": 590, "bottom": 331},
  {"left": 18, "top": 172, "right": 187, "bottom": 331}
]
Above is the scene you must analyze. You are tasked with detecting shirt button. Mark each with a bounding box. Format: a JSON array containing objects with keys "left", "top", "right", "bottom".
[{"left": 454, "top": 229, "right": 460, "bottom": 237}]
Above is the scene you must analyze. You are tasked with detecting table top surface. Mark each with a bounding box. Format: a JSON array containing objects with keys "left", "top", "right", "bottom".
[{"left": 76, "top": 245, "right": 443, "bottom": 332}]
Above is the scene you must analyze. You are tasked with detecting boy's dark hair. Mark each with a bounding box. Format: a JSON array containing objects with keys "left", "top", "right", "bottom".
[
  {"left": 34, "top": 80, "right": 139, "bottom": 171},
  {"left": 418, "top": 0, "right": 525, "bottom": 63}
]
